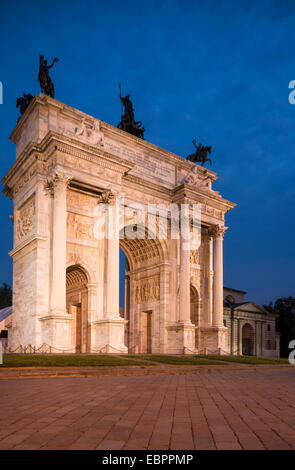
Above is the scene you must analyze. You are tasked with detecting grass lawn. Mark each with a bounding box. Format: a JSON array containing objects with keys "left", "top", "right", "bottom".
[
  {"left": 0, "top": 354, "right": 150, "bottom": 368},
  {"left": 126, "top": 355, "right": 226, "bottom": 365},
  {"left": 1, "top": 354, "right": 288, "bottom": 368},
  {"left": 196, "top": 355, "right": 290, "bottom": 365}
]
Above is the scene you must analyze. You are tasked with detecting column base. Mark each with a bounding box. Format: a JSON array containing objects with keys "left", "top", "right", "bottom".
[
  {"left": 92, "top": 318, "right": 128, "bottom": 354},
  {"left": 166, "top": 323, "right": 197, "bottom": 354},
  {"left": 39, "top": 313, "right": 75, "bottom": 353},
  {"left": 199, "top": 327, "right": 229, "bottom": 354}
]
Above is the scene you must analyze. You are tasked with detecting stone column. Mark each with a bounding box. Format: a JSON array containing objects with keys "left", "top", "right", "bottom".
[
  {"left": 238, "top": 319, "right": 242, "bottom": 355},
  {"left": 159, "top": 265, "right": 170, "bottom": 353},
  {"left": 179, "top": 239, "right": 191, "bottom": 323},
  {"left": 230, "top": 311, "right": 235, "bottom": 354},
  {"left": 255, "top": 321, "right": 260, "bottom": 356},
  {"left": 40, "top": 172, "right": 73, "bottom": 351},
  {"left": 211, "top": 225, "right": 226, "bottom": 328},
  {"left": 49, "top": 173, "right": 71, "bottom": 315},
  {"left": 203, "top": 228, "right": 213, "bottom": 326},
  {"left": 178, "top": 203, "right": 195, "bottom": 354},
  {"left": 92, "top": 191, "right": 127, "bottom": 353},
  {"left": 261, "top": 321, "right": 265, "bottom": 355},
  {"left": 105, "top": 197, "right": 120, "bottom": 319},
  {"left": 179, "top": 207, "right": 191, "bottom": 324}
]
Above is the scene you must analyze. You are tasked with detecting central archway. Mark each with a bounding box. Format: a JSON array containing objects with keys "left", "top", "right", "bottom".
[
  {"left": 119, "top": 224, "right": 167, "bottom": 354},
  {"left": 66, "top": 265, "right": 89, "bottom": 353}
]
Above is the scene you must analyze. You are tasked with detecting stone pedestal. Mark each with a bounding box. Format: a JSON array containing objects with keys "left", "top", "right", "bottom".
[
  {"left": 92, "top": 319, "right": 128, "bottom": 353},
  {"left": 166, "top": 323, "right": 196, "bottom": 354},
  {"left": 40, "top": 314, "right": 75, "bottom": 352},
  {"left": 199, "top": 326, "right": 229, "bottom": 354},
  {"left": 182, "top": 324, "right": 197, "bottom": 354}
]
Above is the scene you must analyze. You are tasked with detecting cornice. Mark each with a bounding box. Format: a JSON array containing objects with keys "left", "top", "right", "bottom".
[
  {"left": 102, "top": 120, "right": 218, "bottom": 180},
  {"left": 10, "top": 94, "right": 218, "bottom": 180},
  {"left": 122, "top": 173, "right": 172, "bottom": 200},
  {"left": 3, "top": 130, "right": 135, "bottom": 189},
  {"left": 172, "top": 184, "right": 236, "bottom": 212},
  {"left": 6, "top": 95, "right": 236, "bottom": 213},
  {"left": 9, "top": 235, "right": 47, "bottom": 258}
]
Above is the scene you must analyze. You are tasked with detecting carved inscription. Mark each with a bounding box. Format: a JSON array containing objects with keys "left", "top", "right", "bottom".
[{"left": 104, "top": 140, "right": 175, "bottom": 184}]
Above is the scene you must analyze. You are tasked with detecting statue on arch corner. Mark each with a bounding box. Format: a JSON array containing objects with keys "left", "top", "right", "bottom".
[
  {"left": 117, "top": 84, "right": 145, "bottom": 139},
  {"left": 38, "top": 55, "right": 59, "bottom": 98},
  {"left": 187, "top": 139, "right": 212, "bottom": 166}
]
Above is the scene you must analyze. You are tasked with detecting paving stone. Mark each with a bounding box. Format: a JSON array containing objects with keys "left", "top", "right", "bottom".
[{"left": 0, "top": 369, "right": 294, "bottom": 450}]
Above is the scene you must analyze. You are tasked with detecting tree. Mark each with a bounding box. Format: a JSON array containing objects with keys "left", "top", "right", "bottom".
[
  {"left": 265, "top": 297, "right": 295, "bottom": 358},
  {"left": 0, "top": 283, "right": 12, "bottom": 309}
]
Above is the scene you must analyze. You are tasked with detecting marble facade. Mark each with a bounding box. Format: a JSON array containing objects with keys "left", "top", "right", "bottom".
[{"left": 3, "top": 95, "right": 236, "bottom": 354}]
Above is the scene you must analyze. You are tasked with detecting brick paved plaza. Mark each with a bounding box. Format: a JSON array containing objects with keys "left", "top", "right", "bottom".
[{"left": 0, "top": 369, "right": 295, "bottom": 450}]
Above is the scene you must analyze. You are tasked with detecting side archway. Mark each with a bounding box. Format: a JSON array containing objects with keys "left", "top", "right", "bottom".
[
  {"left": 66, "top": 265, "right": 89, "bottom": 353},
  {"left": 190, "top": 285, "right": 200, "bottom": 349},
  {"left": 190, "top": 285, "right": 200, "bottom": 326}
]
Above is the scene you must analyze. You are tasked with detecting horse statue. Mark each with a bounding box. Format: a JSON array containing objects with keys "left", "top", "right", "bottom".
[
  {"left": 187, "top": 139, "right": 212, "bottom": 166},
  {"left": 117, "top": 86, "right": 145, "bottom": 139},
  {"left": 38, "top": 55, "right": 59, "bottom": 98},
  {"left": 16, "top": 93, "right": 34, "bottom": 121}
]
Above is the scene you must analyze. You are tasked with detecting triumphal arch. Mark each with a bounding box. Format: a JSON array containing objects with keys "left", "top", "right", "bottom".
[{"left": 3, "top": 95, "right": 235, "bottom": 354}]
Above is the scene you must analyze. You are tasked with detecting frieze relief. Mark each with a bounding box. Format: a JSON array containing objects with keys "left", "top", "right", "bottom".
[
  {"left": 190, "top": 249, "right": 200, "bottom": 265},
  {"left": 14, "top": 166, "right": 37, "bottom": 196},
  {"left": 201, "top": 204, "right": 223, "bottom": 220},
  {"left": 62, "top": 154, "right": 121, "bottom": 184},
  {"left": 60, "top": 115, "right": 105, "bottom": 148},
  {"left": 67, "top": 212, "right": 94, "bottom": 240},
  {"left": 67, "top": 190, "right": 97, "bottom": 212},
  {"left": 67, "top": 243, "right": 98, "bottom": 278},
  {"left": 15, "top": 196, "right": 35, "bottom": 242},
  {"left": 183, "top": 167, "right": 213, "bottom": 189},
  {"left": 134, "top": 276, "right": 160, "bottom": 303},
  {"left": 63, "top": 154, "right": 101, "bottom": 175}
]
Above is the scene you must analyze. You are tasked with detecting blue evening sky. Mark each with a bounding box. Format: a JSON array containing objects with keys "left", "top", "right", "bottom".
[{"left": 0, "top": 0, "right": 295, "bottom": 305}]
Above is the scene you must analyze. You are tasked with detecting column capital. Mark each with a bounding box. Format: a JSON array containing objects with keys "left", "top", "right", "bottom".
[
  {"left": 209, "top": 224, "right": 227, "bottom": 239},
  {"left": 44, "top": 172, "right": 71, "bottom": 196},
  {"left": 97, "top": 190, "right": 115, "bottom": 205}
]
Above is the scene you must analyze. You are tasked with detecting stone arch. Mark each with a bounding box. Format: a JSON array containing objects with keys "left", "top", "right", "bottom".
[
  {"left": 66, "top": 259, "right": 97, "bottom": 284},
  {"left": 66, "top": 265, "right": 90, "bottom": 353},
  {"left": 119, "top": 224, "right": 167, "bottom": 270},
  {"left": 190, "top": 284, "right": 200, "bottom": 350},
  {"left": 190, "top": 285, "right": 200, "bottom": 326},
  {"left": 242, "top": 323, "right": 255, "bottom": 356},
  {"left": 119, "top": 224, "right": 167, "bottom": 353}
]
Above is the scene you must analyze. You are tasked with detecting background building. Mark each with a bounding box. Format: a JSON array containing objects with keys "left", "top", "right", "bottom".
[{"left": 224, "top": 287, "right": 280, "bottom": 357}]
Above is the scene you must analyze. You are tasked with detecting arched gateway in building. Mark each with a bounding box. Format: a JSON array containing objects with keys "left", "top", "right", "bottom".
[
  {"left": 242, "top": 323, "right": 255, "bottom": 356},
  {"left": 3, "top": 95, "right": 235, "bottom": 354}
]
